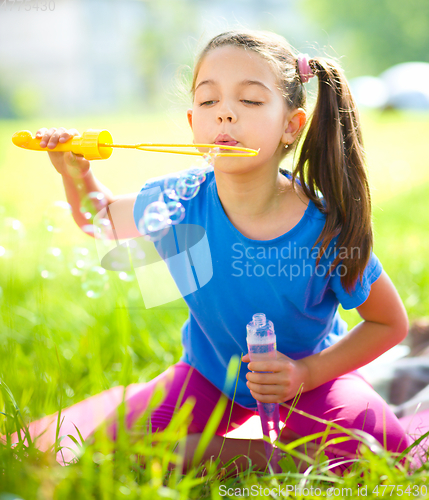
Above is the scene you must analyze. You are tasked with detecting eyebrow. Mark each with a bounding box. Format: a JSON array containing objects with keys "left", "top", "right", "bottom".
[{"left": 195, "top": 79, "right": 273, "bottom": 93}]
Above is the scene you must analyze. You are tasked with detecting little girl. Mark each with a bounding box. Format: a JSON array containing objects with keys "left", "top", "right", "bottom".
[{"left": 33, "top": 29, "right": 409, "bottom": 473}]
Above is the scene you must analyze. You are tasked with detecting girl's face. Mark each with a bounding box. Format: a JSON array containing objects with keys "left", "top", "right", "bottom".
[{"left": 187, "top": 45, "right": 303, "bottom": 173}]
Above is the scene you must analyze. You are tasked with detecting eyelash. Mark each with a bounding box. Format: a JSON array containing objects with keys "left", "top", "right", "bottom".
[{"left": 199, "top": 100, "right": 263, "bottom": 107}]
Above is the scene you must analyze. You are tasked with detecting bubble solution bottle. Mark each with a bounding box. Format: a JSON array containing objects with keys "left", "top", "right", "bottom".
[{"left": 246, "top": 313, "right": 282, "bottom": 473}]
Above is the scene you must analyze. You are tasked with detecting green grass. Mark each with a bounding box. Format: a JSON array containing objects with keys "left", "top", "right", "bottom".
[{"left": 1, "top": 111, "right": 429, "bottom": 498}]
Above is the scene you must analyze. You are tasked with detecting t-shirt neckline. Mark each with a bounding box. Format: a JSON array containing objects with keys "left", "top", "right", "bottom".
[{"left": 210, "top": 170, "right": 316, "bottom": 244}]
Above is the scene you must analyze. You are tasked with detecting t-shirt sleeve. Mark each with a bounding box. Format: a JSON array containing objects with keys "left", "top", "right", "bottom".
[{"left": 328, "top": 251, "right": 383, "bottom": 310}]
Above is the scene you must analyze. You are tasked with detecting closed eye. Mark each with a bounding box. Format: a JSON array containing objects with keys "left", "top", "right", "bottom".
[
  {"left": 199, "top": 101, "right": 217, "bottom": 106},
  {"left": 199, "top": 100, "right": 263, "bottom": 107}
]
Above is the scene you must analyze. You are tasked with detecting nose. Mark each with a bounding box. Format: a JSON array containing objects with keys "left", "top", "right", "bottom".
[{"left": 217, "top": 100, "right": 237, "bottom": 123}]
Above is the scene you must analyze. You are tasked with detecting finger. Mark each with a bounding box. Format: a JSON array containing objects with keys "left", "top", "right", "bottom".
[
  {"left": 47, "top": 127, "right": 67, "bottom": 149},
  {"left": 246, "top": 372, "right": 280, "bottom": 384},
  {"left": 241, "top": 354, "right": 250, "bottom": 363},
  {"left": 247, "top": 381, "right": 281, "bottom": 395},
  {"left": 39, "top": 127, "right": 56, "bottom": 148},
  {"left": 58, "top": 128, "right": 80, "bottom": 143},
  {"left": 35, "top": 127, "right": 48, "bottom": 138},
  {"left": 249, "top": 390, "right": 281, "bottom": 404},
  {"left": 58, "top": 128, "right": 70, "bottom": 143},
  {"left": 247, "top": 361, "right": 279, "bottom": 373}
]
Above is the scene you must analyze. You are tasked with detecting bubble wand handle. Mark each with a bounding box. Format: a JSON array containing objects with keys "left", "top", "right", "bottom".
[
  {"left": 12, "top": 130, "right": 114, "bottom": 160},
  {"left": 246, "top": 313, "right": 282, "bottom": 473},
  {"left": 12, "top": 130, "right": 259, "bottom": 160}
]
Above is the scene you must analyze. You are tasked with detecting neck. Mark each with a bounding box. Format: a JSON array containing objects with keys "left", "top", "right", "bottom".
[{"left": 214, "top": 165, "right": 291, "bottom": 221}]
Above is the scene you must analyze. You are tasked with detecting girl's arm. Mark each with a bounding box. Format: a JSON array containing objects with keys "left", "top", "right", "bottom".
[
  {"left": 244, "top": 270, "right": 409, "bottom": 403},
  {"left": 301, "top": 270, "right": 408, "bottom": 391},
  {"left": 37, "top": 127, "right": 141, "bottom": 239}
]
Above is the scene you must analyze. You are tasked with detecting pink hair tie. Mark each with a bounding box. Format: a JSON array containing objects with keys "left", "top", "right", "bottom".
[{"left": 297, "top": 53, "right": 314, "bottom": 84}]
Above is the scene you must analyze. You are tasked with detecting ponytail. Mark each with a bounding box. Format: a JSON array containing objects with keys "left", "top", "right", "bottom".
[
  {"left": 294, "top": 57, "right": 373, "bottom": 293},
  {"left": 190, "top": 31, "right": 373, "bottom": 294}
]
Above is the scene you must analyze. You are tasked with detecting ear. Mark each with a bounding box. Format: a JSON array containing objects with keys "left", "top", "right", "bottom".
[
  {"left": 282, "top": 108, "right": 306, "bottom": 144},
  {"left": 187, "top": 109, "right": 193, "bottom": 130}
]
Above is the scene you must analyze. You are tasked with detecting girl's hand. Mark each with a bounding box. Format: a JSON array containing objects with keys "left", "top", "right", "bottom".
[
  {"left": 242, "top": 351, "right": 311, "bottom": 403},
  {"left": 36, "top": 127, "right": 90, "bottom": 178}
]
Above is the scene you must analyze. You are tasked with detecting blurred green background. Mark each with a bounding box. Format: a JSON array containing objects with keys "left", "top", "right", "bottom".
[{"left": 1, "top": 0, "right": 429, "bottom": 422}]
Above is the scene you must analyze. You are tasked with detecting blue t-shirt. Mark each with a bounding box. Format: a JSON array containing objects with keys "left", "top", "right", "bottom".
[{"left": 133, "top": 169, "right": 382, "bottom": 409}]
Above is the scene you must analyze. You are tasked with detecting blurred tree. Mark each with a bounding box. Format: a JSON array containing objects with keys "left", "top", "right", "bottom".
[
  {"left": 0, "top": 82, "right": 16, "bottom": 119},
  {"left": 136, "top": 0, "right": 198, "bottom": 107},
  {"left": 11, "top": 86, "right": 41, "bottom": 119},
  {"left": 302, "top": 0, "right": 429, "bottom": 76}
]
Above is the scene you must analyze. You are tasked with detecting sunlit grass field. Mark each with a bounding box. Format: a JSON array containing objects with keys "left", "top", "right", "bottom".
[{"left": 1, "top": 111, "right": 429, "bottom": 498}]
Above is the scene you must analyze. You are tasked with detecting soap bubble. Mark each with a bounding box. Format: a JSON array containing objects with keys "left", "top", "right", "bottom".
[
  {"left": 119, "top": 271, "right": 135, "bottom": 282},
  {"left": 202, "top": 149, "right": 219, "bottom": 168},
  {"left": 81, "top": 266, "right": 109, "bottom": 298},
  {"left": 39, "top": 247, "right": 64, "bottom": 279},
  {"left": 43, "top": 201, "right": 72, "bottom": 233},
  {"left": 166, "top": 201, "right": 185, "bottom": 225},
  {"left": 81, "top": 224, "right": 97, "bottom": 237},
  {"left": 145, "top": 201, "right": 169, "bottom": 225},
  {"left": 91, "top": 217, "right": 115, "bottom": 246},
  {"left": 164, "top": 174, "right": 181, "bottom": 192},
  {"left": 137, "top": 201, "right": 171, "bottom": 241},
  {"left": 202, "top": 153, "right": 214, "bottom": 165},
  {"left": 163, "top": 188, "right": 180, "bottom": 201},
  {"left": 128, "top": 239, "right": 146, "bottom": 264},
  {"left": 0, "top": 215, "right": 15, "bottom": 259},
  {"left": 80, "top": 192, "right": 108, "bottom": 220},
  {"left": 81, "top": 217, "right": 114, "bottom": 243},
  {"left": 8, "top": 218, "right": 24, "bottom": 233},
  {"left": 175, "top": 175, "right": 200, "bottom": 200},
  {"left": 137, "top": 216, "right": 169, "bottom": 242},
  {"left": 68, "top": 246, "right": 97, "bottom": 277},
  {"left": 142, "top": 201, "right": 170, "bottom": 232},
  {"left": 187, "top": 167, "right": 206, "bottom": 185},
  {"left": 200, "top": 162, "right": 214, "bottom": 175},
  {"left": 135, "top": 163, "right": 212, "bottom": 240},
  {"left": 1, "top": 218, "right": 26, "bottom": 254},
  {"left": 98, "top": 217, "right": 114, "bottom": 237}
]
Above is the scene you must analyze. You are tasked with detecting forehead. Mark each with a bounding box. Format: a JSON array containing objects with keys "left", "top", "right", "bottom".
[{"left": 195, "top": 45, "right": 279, "bottom": 88}]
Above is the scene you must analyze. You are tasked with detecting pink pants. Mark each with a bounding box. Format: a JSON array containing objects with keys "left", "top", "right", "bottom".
[
  {"left": 119, "top": 361, "right": 409, "bottom": 469},
  {"left": 15, "top": 361, "right": 410, "bottom": 469}
]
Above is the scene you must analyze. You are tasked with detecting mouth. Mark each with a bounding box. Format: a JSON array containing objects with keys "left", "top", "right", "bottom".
[
  {"left": 215, "top": 141, "right": 239, "bottom": 148},
  {"left": 214, "top": 134, "right": 238, "bottom": 148}
]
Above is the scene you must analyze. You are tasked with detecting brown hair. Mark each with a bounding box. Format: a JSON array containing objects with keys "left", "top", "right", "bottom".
[{"left": 191, "top": 30, "right": 373, "bottom": 293}]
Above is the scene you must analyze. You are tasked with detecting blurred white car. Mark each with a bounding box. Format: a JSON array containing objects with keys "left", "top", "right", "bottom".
[{"left": 350, "top": 62, "right": 429, "bottom": 111}]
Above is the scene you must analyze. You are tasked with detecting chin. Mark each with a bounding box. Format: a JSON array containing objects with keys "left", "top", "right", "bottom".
[{"left": 214, "top": 156, "right": 259, "bottom": 175}]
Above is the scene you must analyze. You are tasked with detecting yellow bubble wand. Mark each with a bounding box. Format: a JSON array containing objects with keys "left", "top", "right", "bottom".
[{"left": 12, "top": 129, "right": 259, "bottom": 160}]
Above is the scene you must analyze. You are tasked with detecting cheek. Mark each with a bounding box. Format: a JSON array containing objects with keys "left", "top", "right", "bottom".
[
  {"left": 250, "top": 121, "right": 282, "bottom": 149},
  {"left": 191, "top": 112, "right": 211, "bottom": 139}
]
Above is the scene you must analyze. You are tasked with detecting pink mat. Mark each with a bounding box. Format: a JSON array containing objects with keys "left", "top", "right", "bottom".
[
  {"left": 397, "top": 409, "right": 429, "bottom": 468},
  {"left": 3, "top": 384, "right": 144, "bottom": 464}
]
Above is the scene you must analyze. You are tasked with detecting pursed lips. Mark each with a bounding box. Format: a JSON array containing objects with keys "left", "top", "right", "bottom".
[{"left": 214, "top": 134, "right": 238, "bottom": 146}]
